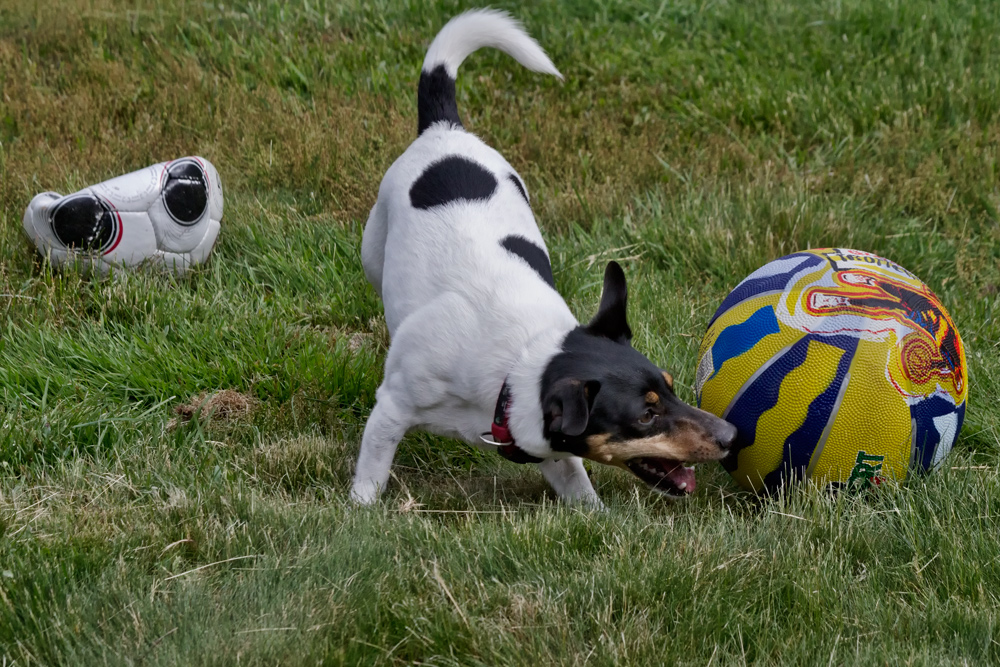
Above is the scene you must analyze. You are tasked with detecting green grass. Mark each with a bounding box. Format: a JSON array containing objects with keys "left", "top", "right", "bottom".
[{"left": 2, "top": 0, "right": 1000, "bottom": 663}]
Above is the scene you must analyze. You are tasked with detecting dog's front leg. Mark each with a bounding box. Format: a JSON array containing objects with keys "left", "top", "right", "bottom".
[
  {"left": 537, "top": 458, "right": 603, "bottom": 508},
  {"left": 351, "top": 390, "right": 409, "bottom": 505}
]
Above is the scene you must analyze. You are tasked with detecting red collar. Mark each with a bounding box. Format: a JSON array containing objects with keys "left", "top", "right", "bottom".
[{"left": 482, "top": 378, "right": 542, "bottom": 464}]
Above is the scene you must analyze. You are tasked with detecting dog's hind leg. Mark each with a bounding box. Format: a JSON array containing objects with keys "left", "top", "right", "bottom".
[
  {"left": 361, "top": 198, "right": 388, "bottom": 299},
  {"left": 351, "top": 388, "right": 409, "bottom": 505},
  {"left": 538, "top": 457, "right": 603, "bottom": 507}
]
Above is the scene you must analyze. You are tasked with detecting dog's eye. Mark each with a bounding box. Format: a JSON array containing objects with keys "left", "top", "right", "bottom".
[{"left": 638, "top": 409, "right": 656, "bottom": 425}]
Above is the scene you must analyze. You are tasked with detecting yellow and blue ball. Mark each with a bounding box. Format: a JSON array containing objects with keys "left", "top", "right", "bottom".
[{"left": 696, "top": 248, "right": 967, "bottom": 492}]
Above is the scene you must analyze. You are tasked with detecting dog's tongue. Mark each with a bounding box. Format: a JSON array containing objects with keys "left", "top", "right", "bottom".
[{"left": 664, "top": 463, "right": 696, "bottom": 494}]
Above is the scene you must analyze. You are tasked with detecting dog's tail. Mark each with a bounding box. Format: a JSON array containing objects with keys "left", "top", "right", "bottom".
[{"left": 417, "top": 9, "right": 562, "bottom": 135}]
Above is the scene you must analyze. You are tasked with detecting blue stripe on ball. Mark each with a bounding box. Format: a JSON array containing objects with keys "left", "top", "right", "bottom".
[
  {"left": 763, "top": 334, "right": 859, "bottom": 489},
  {"left": 709, "top": 253, "right": 826, "bottom": 328},
  {"left": 708, "top": 305, "right": 782, "bottom": 381},
  {"left": 720, "top": 336, "right": 812, "bottom": 475},
  {"left": 911, "top": 396, "right": 965, "bottom": 471}
]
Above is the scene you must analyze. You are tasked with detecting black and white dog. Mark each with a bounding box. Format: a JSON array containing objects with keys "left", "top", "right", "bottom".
[{"left": 352, "top": 9, "right": 736, "bottom": 505}]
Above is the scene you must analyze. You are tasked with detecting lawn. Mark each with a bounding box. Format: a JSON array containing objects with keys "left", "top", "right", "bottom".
[{"left": 2, "top": 0, "right": 999, "bottom": 664}]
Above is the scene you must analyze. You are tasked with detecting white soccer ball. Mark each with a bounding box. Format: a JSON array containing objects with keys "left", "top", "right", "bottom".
[{"left": 22, "top": 156, "right": 223, "bottom": 275}]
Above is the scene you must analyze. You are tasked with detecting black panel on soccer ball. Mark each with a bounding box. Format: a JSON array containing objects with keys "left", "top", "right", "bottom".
[
  {"left": 163, "top": 160, "right": 208, "bottom": 225},
  {"left": 50, "top": 194, "right": 116, "bottom": 252}
]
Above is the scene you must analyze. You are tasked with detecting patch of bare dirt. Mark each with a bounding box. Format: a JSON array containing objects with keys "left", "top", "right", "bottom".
[{"left": 173, "top": 390, "right": 258, "bottom": 423}]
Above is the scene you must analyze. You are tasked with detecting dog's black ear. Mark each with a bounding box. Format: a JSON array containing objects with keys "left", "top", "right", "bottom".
[
  {"left": 586, "top": 261, "right": 632, "bottom": 344},
  {"left": 544, "top": 379, "right": 600, "bottom": 437}
]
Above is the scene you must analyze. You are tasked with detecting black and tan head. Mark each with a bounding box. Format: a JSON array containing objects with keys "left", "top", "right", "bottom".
[{"left": 540, "top": 262, "right": 737, "bottom": 497}]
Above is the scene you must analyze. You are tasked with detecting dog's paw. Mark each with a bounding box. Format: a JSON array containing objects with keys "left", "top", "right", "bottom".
[
  {"left": 574, "top": 494, "right": 607, "bottom": 512},
  {"left": 349, "top": 480, "right": 382, "bottom": 506}
]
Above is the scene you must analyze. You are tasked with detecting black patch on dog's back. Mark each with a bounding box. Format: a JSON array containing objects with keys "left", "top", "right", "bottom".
[
  {"left": 418, "top": 65, "right": 462, "bottom": 135},
  {"left": 500, "top": 235, "right": 554, "bottom": 287},
  {"left": 508, "top": 174, "right": 530, "bottom": 206},
  {"left": 409, "top": 156, "right": 498, "bottom": 210}
]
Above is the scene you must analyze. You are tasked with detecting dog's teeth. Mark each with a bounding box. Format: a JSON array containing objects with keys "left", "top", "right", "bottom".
[
  {"left": 678, "top": 482, "right": 687, "bottom": 490},
  {"left": 684, "top": 465, "right": 695, "bottom": 471}
]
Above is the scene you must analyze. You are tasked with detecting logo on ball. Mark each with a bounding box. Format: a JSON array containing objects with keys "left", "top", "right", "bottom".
[{"left": 847, "top": 451, "right": 885, "bottom": 489}]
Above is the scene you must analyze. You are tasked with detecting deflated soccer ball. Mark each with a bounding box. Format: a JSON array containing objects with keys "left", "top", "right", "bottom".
[
  {"left": 696, "top": 248, "right": 967, "bottom": 493},
  {"left": 22, "top": 157, "right": 223, "bottom": 275}
]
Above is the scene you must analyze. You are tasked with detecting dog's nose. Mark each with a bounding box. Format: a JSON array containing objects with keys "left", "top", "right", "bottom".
[
  {"left": 690, "top": 406, "right": 738, "bottom": 451},
  {"left": 713, "top": 420, "right": 738, "bottom": 451},
  {"left": 711, "top": 417, "right": 736, "bottom": 451}
]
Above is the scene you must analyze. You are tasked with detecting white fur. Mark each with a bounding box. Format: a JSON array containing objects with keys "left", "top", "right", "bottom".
[
  {"left": 422, "top": 9, "right": 562, "bottom": 80},
  {"left": 352, "top": 11, "right": 599, "bottom": 506}
]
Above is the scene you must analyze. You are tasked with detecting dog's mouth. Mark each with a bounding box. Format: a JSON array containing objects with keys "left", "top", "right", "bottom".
[{"left": 625, "top": 457, "right": 696, "bottom": 497}]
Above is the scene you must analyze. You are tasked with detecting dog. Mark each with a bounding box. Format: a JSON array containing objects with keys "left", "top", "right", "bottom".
[{"left": 351, "top": 9, "right": 736, "bottom": 506}]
